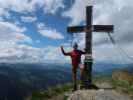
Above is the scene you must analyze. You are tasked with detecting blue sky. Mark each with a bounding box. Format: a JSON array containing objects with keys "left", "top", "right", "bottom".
[
  {"left": 0, "top": 0, "right": 133, "bottom": 64},
  {"left": 2, "top": 1, "right": 70, "bottom": 47}
]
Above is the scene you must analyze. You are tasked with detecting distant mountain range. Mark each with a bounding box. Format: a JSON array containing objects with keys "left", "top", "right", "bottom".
[
  {"left": 0, "top": 62, "right": 132, "bottom": 100},
  {"left": 93, "top": 62, "right": 133, "bottom": 76}
]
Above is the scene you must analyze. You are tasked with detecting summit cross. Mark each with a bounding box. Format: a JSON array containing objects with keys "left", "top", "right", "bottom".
[{"left": 67, "top": 6, "right": 114, "bottom": 88}]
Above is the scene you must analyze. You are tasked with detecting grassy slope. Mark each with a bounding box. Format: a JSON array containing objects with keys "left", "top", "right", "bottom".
[
  {"left": 30, "top": 83, "right": 73, "bottom": 100},
  {"left": 111, "top": 70, "right": 133, "bottom": 96}
]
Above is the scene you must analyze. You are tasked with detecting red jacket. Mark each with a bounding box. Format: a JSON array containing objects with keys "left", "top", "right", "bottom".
[{"left": 61, "top": 47, "right": 85, "bottom": 68}]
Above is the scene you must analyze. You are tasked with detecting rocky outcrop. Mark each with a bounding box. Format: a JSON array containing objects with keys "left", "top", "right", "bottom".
[{"left": 67, "top": 89, "right": 132, "bottom": 100}]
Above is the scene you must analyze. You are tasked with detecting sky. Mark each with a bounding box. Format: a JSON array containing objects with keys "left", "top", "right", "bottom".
[{"left": 0, "top": 0, "right": 133, "bottom": 64}]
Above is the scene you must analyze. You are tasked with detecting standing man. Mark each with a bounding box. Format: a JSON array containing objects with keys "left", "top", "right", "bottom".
[{"left": 60, "top": 43, "right": 85, "bottom": 91}]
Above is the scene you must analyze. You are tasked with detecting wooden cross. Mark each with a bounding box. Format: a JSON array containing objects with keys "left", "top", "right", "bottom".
[{"left": 67, "top": 6, "right": 114, "bottom": 88}]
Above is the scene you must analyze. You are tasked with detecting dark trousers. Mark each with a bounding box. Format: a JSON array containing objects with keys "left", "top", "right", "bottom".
[{"left": 72, "top": 66, "right": 85, "bottom": 90}]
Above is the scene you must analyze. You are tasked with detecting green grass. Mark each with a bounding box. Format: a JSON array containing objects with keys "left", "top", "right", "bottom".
[
  {"left": 112, "top": 79, "right": 133, "bottom": 95},
  {"left": 111, "top": 70, "right": 133, "bottom": 96},
  {"left": 31, "top": 83, "right": 73, "bottom": 100}
]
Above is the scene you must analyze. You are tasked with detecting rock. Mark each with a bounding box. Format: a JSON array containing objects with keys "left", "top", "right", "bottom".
[
  {"left": 95, "top": 82, "right": 114, "bottom": 89},
  {"left": 67, "top": 89, "right": 132, "bottom": 100}
]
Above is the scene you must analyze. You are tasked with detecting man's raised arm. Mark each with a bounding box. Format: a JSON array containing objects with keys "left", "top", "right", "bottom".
[{"left": 60, "top": 46, "right": 71, "bottom": 56}]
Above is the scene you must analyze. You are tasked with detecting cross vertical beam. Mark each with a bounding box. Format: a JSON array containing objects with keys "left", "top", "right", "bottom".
[
  {"left": 86, "top": 6, "right": 92, "bottom": 54},
  {"left": 84, "top": 6, "right": 93, "bottom": 88}
]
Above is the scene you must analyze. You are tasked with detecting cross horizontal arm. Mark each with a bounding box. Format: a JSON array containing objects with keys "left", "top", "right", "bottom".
[
  {"left": 67, "top": 26, "right": 85, "bottom": 33},
  {"left": 67, "top": 25, "right": 114, "bottom": 33},
  {"left": 93, "top": 25, "right": 114, "bottom": 33}
]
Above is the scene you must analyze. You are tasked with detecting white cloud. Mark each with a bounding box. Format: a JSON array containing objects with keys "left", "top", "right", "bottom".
[
  {"left": 21, "top": 16, "right": 37, "bottom": 23},
  {"left": 39, "top": 29, "right": 64, "bottom": 40},
  {"left": 0, "top": 21, "right": 33, "bottom": 62},
  {"left": 0, "top": 21, "right": 45, "bottom": 63},
  {"left": 37, "top": 23, "right": 64, "bottom": 40},
  {"left": 37, "top": 23, "right": 46, "bottom": 29},
  {"left": 94, "top": 0, "right": 133, "bottom": 63},
  {"left": 0, "top": 44, "right": 43, "bottom": 63},
  {"left": 62, "top": 0, "right": 86, "bottom": 25},
  {"left": 0, "top": 43, "right": 70, "bottom": 63},
  {"left": 93, "top": 0, "right": 133, "bottom": 45},
  {"left": 40, "top": 0, "right": 65, "bottom": 14},
  {"left": 0, "top": 0, "right": 65, "bottom": 17},
  {"left": 0, "top": 0, "right": 34, "bottom": 15},
  {"left": 0, "top": 21, "right": 32, "bottom": 43},
  {"left": 42, "top": 46, "right": 70, "bottom": 63},
  {"left": 62, "top": 0, "right": 92, "bottom": 25}
]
